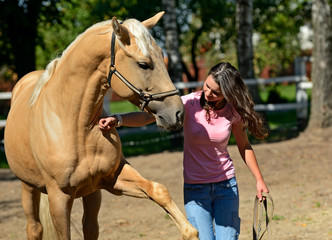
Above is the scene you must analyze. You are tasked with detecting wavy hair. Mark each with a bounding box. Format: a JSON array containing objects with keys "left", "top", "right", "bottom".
[{"left": 200, "top": 62, "right": 268, "bottom": 139}]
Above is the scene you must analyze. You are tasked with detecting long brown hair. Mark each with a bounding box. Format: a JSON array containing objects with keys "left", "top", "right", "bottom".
[{"left": 200, "top": 62, "right": 268, "bottom": 139}]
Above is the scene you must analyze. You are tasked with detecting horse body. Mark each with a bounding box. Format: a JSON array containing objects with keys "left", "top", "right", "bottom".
[
  {"left": 6, "top": 29, "right": 120, "bottom": 196},
  {"left": 5, "top": 12, "right": 198, "bottom": 240}
]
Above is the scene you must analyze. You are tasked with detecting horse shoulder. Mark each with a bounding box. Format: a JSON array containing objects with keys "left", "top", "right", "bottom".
[{"left": 11, "top": 70, "right": 44, "bottom": 104}]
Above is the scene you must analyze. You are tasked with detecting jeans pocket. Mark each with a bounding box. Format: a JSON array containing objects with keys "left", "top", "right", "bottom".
[
  {"left": 214, "top": 178, "right": 239, "bottom": 201},
  {"left": 184, "top": 183, "right": 209, "bottom": 203},
  {"left": 228, "top": 177, "right": 238, "bottom": 188}
]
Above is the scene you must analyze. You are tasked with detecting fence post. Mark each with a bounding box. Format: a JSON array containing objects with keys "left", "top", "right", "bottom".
[
  {"left": 103, "top": 89, "right": 111, "bottom": 115},
  {"left": 294, "top": 56, "right": 309, "bottom": 130}
]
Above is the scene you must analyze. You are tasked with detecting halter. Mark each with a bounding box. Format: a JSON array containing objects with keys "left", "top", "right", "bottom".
[{"left": 107, "top": 31, "right": 180, "bottom": 111}]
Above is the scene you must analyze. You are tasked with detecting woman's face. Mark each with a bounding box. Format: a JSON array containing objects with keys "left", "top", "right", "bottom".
[{"left": 203, "top": 75, "right": 224, "bottom": 103}]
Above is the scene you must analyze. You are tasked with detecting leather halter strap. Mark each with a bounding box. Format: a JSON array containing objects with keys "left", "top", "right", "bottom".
[{"left": 107, "top": 31, "right": 180, "bottom": 111}]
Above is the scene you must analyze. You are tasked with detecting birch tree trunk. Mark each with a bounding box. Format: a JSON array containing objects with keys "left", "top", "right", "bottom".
[
  {"left": 236, "top": 0, "right": 261, "bottom": 103},
  {"left": 308, "top": 0, "right": 332, "bottom": 129},
  {"left": 162, "top": 0, "right": 183, "bottom": 84}
]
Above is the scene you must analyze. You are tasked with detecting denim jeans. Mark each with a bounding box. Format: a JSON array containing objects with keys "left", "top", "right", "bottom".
[{"left": 184, "top": 177, "right": 240, "bottom": 240}]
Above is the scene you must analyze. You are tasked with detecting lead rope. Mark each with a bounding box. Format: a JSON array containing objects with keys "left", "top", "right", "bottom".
[{"left": 253, "top": 193, "right": 274, "bottom": 240}]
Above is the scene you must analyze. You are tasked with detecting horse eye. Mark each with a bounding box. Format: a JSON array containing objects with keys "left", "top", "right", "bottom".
[{"left": 138, "top": 62, "right": 150, "bottom": 70}]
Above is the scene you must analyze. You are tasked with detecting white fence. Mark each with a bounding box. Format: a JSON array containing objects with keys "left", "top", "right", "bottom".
[
  {"left": 175, "top": 74, "right": 312, "bottom": 118},
  {"left": 0, "top": 57, "right": 313, "bottom": 130},
  {"left": 0, "top": 75, "right": 312, "bottom": 130},
  {"left": 0, "top": 77, "right": 313, "bottom": 149},
  {"left": 0, "top": 92, "right": 11, "bottom": 128}
]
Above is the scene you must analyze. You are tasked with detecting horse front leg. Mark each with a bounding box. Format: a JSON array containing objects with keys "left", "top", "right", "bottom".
[
  {"left": 107, "top": 161, "right": 199, "bottom": 240},
  {"left": 21, "top": 182, "right": 43, "bottom": 240},
  {"left": 82, "top": 190, "right": 102, "bottom": 240},
  {"left": 47, "top": 187, "right": 74, "bottom": 240}
]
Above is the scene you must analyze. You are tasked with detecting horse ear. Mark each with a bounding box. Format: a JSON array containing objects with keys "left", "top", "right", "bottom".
[
  {"left": 112, "top": 17, "right": 130, "bottom": 45},
  {"left": 142, "top": 11, "right": 165, "bottom": 29}
]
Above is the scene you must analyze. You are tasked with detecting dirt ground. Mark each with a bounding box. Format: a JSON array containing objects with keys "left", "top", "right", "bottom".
[{"left": 1, "top": 128, "right": 332, "bottom": 240}]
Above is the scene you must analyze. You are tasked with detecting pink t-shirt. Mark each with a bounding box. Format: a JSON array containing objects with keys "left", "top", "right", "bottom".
[{"left": 182, "top": 91, "right": 242, "bottom": 184}]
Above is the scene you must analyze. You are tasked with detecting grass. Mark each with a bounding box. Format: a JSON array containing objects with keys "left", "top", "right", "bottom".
[
  {"left": 119, "top": 128, "right": 183, "bottom": 156},
  {"left": 273, "top": 214, "right": 285, "bottom": 221},
  {"left": 110, "top": 101, "right": 139, "bottom": 113},
  {"left": 0, "top": 84, "right": 311, "bottom": 166}
]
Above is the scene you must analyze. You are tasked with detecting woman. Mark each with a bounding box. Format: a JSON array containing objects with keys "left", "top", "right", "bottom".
[{"left": 99, "top": 62, "right": 269, "bottom": 240}]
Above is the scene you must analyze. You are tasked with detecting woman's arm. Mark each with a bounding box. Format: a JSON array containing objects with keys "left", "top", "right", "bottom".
[
  {"left": 99, "top": 112, "right": 156, "bottom": 131},
  {"left": 232, "top": 123, "right": 269, "bottom": 200}
]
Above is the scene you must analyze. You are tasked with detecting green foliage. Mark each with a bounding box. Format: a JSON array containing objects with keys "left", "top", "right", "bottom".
[
  {"left": 36, "top": 0, "right": 93, "bottom": 68},
  {"left": 177, "top": 0, "right": 313, "bottom": 78},
  {"left": 1, "top": 0, "right": 314, "bottom": 79},
  {"left": 253, "top": 0, "right": 312, "bottom": 75},
  {"left": 0, "top": 151, "right": 8, "bottom": 168},
  {"left": 259, "top": 84, "right": 297, "bottom": 103},
  {"left": 178, "top": 0, "right": 237, "bottom": 71},
  {"left": 36, "top": 0, "right": 162, "bottom": 69}
]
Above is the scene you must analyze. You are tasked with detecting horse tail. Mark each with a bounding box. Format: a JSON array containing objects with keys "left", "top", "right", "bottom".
[{"left": 39, "top": 193, "right": 57, "bottom": 240}]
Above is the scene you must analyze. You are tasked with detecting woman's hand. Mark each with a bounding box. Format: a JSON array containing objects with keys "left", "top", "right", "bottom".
[
  {"left": 256, "top": 179, "right": 269, "bottom": 201},
  {"left": 99, "top": 116, "right": 118, "bottom": 131}
]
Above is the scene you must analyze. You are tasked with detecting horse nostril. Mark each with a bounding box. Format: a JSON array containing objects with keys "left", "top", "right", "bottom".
[{"left": 176, "top": 110, "right": 184, "bottom": 124}]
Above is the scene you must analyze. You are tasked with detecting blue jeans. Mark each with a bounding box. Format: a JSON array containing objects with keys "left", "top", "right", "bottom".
[{"left": 184, "top": 177, "right": 240, "bottom": 240}]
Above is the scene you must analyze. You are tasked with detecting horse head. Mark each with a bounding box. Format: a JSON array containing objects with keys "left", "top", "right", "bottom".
[{"left": 109, "top": 12, "right": 184, "bottom": 130}]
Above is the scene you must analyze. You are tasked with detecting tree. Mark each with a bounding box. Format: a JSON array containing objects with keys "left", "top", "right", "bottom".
[
  {"left": 0, "top": 0, "right": 162, "bottom": 78},
  {"left": 36, "top": 0, "right": 161, "bottom": 70},
  {"left": 236, "top": 0, "right": 254, "bottom": 79},
  {"left": 162, "top": 0, "right": 183, "bottom": 84},
  {"left": 307, "top": 0, "right": 332, "bottom": 129},
  {"left": 252, "top": 0, "right": 312, "bottom": 76},
  {"left": 236, "top": 0, "right": 262, "bottom": 104},
  {"left": 0, "top": 0, "right": 62, "bottom": 79},
  {"left": 178, "top": 0, "right": 236, "bottom": 83}
]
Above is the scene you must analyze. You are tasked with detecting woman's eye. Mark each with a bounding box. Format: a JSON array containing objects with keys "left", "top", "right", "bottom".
[{"left": 138, "top": 62, "right": 150, "bottom": 70}]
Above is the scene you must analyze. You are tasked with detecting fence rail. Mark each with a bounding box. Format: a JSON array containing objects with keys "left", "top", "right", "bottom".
[
  {"left": 175, "top": 75, "right": 312, "bottom": 117},
  {"left": 0, "top": 74, "right": 312, "bottom": 129},
  {"left": 0, "top": 57, "right": 313, "bottom": 151},
  {"left": 0, "top": 92, "right": 12, "bottom": 128}
]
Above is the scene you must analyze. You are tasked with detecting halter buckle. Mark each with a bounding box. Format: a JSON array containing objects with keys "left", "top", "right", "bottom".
[{"left": 140, "top": 92, "right": 152, "bottom": 102}]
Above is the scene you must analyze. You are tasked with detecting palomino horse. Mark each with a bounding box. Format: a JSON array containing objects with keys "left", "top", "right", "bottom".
[{"left": 4, "top": 12, "right": 198, "bottom": 240}]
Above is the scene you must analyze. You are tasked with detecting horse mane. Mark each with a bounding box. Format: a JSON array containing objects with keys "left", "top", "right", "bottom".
[
  {"left": 121, "top": 19, "right": 154, "bottom": 56},
  {"left": 29, "top": 17, "right": 154, "bottom": 106}
]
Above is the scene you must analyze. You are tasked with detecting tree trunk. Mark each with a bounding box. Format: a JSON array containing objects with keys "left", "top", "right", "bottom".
[
  {"left": 236, "top": 0, "right": 261, "bottom": 103},
  {"left": 161, "top": 0, "right": 184, "bottom": 148},
  {"left": 161, "top": 0, "right": 183, "bottom": 84},
  {"left": 3, "top": 0, "right": 41, "bottom": 79},
  {"left": 307, "top": 0, "right": 332, "bottom": 129}
]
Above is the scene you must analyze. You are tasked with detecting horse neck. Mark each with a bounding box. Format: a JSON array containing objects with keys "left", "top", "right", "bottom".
[{"left": 45, "top": 45, "right": 110, "bottom": 129}]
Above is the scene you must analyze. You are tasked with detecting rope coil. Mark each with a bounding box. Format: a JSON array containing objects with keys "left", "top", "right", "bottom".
[{"left": 253, "top": 193, "right": 274, "bottom": 240}]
